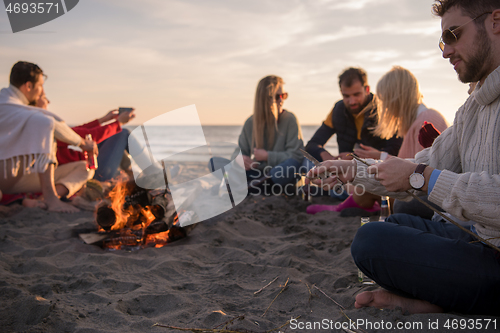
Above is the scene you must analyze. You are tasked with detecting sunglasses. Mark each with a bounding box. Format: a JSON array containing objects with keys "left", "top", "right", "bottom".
[
  {"left": 275, "top": 92, "right": 288, "bottom": 100},
  {"left": 439, "top": 12, "right": 491, "bottom": 51}
]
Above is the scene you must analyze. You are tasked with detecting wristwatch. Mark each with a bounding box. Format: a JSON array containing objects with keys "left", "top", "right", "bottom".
[{"left": 409, "top": 164, "right": 427, "bottom": 190}]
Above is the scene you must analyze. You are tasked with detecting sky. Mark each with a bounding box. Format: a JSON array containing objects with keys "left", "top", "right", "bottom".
[{"left": 0, "top": 0, "right": 470, "bottom": 126}]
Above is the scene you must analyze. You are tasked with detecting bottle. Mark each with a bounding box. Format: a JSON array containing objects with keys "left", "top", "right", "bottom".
[
  {"left": 358, "top": 217, "right": 375, "bottom": 284},
  {"left": 378, "top": 196, "right": 390, "bottom": 222},
  {"left": 85, "top": 134, "right": 98, "bottom": 171}
]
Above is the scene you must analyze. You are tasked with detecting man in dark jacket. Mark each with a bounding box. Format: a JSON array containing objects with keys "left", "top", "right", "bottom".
[{"left": 306, "top": 67, "right": 402, "bottom": 161}]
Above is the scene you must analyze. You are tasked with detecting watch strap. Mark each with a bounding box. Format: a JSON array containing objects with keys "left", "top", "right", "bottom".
[{"left": 415, "top": 163, "right": 427, "bottom": 175}]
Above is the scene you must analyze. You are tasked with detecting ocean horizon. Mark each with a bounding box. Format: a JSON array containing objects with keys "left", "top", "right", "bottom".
[{"left": 124, "top": 125, "right": 338, "bottom": 162}]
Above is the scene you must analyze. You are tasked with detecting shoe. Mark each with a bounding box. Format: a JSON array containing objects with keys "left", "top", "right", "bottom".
[{"left": 306, "top": 195, "right": 380, "bottom": 215}]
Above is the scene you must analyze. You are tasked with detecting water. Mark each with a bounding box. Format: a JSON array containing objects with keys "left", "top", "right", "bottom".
[{"left": 126, "top": 125, "right": 338, "bottom": 162}]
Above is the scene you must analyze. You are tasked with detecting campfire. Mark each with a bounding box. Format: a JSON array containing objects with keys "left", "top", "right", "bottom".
[{"left": 79, "top": 175, "right": 196, "bottom": 250}]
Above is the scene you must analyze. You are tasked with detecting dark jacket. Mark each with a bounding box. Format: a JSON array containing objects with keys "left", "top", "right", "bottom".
[{"left": 305, "top": 94, "right": 402, "bottom": 161}]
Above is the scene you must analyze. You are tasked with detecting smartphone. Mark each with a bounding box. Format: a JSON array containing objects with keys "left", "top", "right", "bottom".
[{"left": 118, "top": 107, "right": 134, "bottom": 114}]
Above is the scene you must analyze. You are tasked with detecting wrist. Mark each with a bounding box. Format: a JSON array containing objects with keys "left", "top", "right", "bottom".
[
  {"left": 320, "top": 150, "right": 333, "bottom": 161},
  {"left": 420, "top": 166, "right": 434, "bottom": 192}
]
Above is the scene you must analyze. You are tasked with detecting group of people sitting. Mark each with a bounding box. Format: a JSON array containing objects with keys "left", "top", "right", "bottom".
[
  {"left": 0, "top": 61, "right": 136, "bottom": 213},
  {"left": 220, "top": 0, "right": 500, "bottom": 317},
  {"left": 1, "top": 0, "right": 499, "bottom": 318},
  {"left": 227, "top": 66, "right": 448, "bottom": 218}
]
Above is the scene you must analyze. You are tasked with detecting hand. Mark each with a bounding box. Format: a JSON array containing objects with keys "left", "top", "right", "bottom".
[
  {"left": 366, "top": 156, "right": 431, "bottom": 192},
  {"left": 117, "top": 109, "right": 136, "bottom": 125},
  {"left": 354, "top": 144, "right": 381, "bottom": 159},
  {"left": 320, "top": 150, "right": 335, "bottom": 161},
  {"left": 305, "top": 159, "right": 356, "bottom": 190},
  {"left": 80, "top": 138, "right": 99, "bottom": 157},
  {"left": 253, "top": 148, "right": 268, "bottom": 162},
  {"left": 36, "top": 93, "right": 50, "bottom": 110},
  {"left": 99, "top": 109, "right": 119, "bottom": 124},
  {"left": 242, "top": 155, "right": 259, "bottom": 171},
  {"left": 333, "top": 152, "right": 354, "bottom": 160}
]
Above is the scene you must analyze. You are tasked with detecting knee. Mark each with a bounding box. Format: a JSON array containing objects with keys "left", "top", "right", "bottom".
[
  {"left": 120, "top": 127, "right": 131, "bottom": 136},
  {"left": 351, "top": 222, "right": 391, "bottom": 263}
]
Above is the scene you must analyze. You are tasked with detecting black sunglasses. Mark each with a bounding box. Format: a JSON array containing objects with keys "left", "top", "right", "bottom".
[{"left": 439, "top": 12, "right": 491, "bottom": 51}]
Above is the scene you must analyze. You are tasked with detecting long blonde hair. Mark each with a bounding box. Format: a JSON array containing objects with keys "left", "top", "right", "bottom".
[
  {"left": 373, "top": 66, "right": 422, "bottom": 139},
  {"left": 252, "top": 75, "right": 283, "bottom": 150}
]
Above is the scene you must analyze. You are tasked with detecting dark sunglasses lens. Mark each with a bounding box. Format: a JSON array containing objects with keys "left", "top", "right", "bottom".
[{"left": 442, "top": 30, "right": 457, "bottom": 45}]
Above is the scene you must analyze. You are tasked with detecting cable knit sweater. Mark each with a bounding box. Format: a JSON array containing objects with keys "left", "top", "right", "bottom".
[{"left": 352, "top": 65, "right": 500, "bottom": 247}]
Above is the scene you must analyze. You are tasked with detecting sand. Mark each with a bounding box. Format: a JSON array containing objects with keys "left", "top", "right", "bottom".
[{"left": 1, "top": 165, "right": 499, "bottom": 332}]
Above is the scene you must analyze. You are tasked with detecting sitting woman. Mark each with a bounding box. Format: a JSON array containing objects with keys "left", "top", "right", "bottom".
[
  {"left": 308, "top": 66, "right": 448, "bottom": 216},
  {"left": 211, "top": 75, "right": 308, "bottom": 195},
  {"left": 32, "top": 93, "right": 136, "bottom": 184}
]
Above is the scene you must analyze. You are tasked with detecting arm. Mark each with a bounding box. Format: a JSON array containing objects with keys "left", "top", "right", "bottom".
[
  {"left": 305, "top": 123, "right": 336, "bottom": 161},
  {"left": 349, "top": 123, "right": 458, "bottom": 199},
  {"left": 53, "top": 121, "right": 83, "bottom": 147},
  {"left": 72, "top": 122, "right": 122, "bottom": 144},
  {"left": 267, "top": 113, "right": 304, "bottom": 166},
  {"left": 354, "top": 144, "right": 382, "bottom": 159}
]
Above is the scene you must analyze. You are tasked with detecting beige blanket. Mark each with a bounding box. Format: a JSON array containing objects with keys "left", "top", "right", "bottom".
[{"left": 0, "top": 86, "right": 62, "bottom": 178}]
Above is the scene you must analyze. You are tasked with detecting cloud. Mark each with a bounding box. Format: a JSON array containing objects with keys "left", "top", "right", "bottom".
[
  {"left": 325, "top": 0, "right": 392, "bottom": 11},
  {"left": 0, "top": 0, "right": 463, "bottom": 125}
]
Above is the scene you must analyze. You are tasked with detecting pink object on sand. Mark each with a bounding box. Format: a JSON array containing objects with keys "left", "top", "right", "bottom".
[{"left": 306, "top": 195, "right": 380, "bottom": 215}]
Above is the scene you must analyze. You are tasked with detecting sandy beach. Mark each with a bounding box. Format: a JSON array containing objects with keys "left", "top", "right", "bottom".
[{"left": 1, "top": 163, "right": 499, "bottom": 333}]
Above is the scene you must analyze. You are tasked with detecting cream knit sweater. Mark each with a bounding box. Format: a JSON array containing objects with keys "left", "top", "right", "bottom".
[{"left": 352, "top": 65, "right": 500, "bottom": 247}]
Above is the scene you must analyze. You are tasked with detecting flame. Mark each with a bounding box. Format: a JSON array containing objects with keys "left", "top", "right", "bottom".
[
  {"left": 141, "top": 207, "right": 156, "bottom": 228},
  {"left": 108, "top": 180, "right": 133, "bottom": 230},
  {"left": 98, "top": 177, "right": 181, "bottom": 250},
  {"left": 145, "top": 230, "right": 171, "bottom": 248}
]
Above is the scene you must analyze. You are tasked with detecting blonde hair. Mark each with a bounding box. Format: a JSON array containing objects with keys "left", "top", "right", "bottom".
[
  {"left": 252, "top": 75, "right": 283, "bottom": 150},
  {"left": 374, "top": 66, "right": 422, "bottom": 139}
]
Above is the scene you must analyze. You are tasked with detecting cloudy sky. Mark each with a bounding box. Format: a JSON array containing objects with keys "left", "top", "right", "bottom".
[{"left": 0, "top": 0, "right": 470, "bottom": 126}]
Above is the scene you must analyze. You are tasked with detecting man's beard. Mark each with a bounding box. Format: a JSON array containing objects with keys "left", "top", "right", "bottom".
[
  {"left": 346, "top": 100, "right": 368, "bottom": 115},
  {"left": 458, "top": 29, "right": 492, "bottom": 83}
]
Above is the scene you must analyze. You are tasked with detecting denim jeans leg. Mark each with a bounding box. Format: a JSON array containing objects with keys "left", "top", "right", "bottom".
[
  {"left": 94, "top": 128, "right": 130, "bottom": 181},
  {"left": 351, "top": 214, "right": 500, "bottom": 315},
  {"left": 269, "top": 158, "right": 301, "bottom": 186}
]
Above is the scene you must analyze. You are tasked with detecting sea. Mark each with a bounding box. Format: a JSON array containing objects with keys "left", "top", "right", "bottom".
[{"left": 125, "top": 125, "right": 338, "bottom": 162}]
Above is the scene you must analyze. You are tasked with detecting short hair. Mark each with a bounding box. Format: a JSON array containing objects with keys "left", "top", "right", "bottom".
[
  {"left": 9, "top": 61, "right": 45, "bottom": 88},
  {"left": 338, "top": 67, "right": 368, "bottom": 88},
  {"left": 432, "top": 0, "right": 500, "bottom": 27}
]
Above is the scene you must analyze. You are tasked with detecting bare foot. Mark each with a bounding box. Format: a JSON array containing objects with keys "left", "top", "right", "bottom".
[
  {"left": 22, "top": 198, "right": 48, "bottom": 209},
  {"left": 355, "top": 289, "right": 444, "bottom": 314},
  {"left": 44, "top": 197, "right": 80, "bottom": 213}
]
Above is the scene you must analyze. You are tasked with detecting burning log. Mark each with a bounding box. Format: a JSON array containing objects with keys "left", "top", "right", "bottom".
[
  {"left": 84, "top": 177, "right": 197, "bottom": 250},
  {"left": 96, "top": 206, "right": 116, "bottom": 231}
]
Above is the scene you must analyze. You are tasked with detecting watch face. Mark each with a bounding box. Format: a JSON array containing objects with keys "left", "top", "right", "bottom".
[{"left": 409, "top": 173, "right": 425, "bottom": 189}]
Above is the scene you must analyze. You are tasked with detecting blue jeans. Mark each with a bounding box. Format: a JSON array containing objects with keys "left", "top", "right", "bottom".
[
  {"left": 94, "top": 128, "right": 130, "bottom": 181},
  {"left": 351, "top": 214, "right": 500, "bottom": 315},
  {"left": 209, "top": 157, "right": 307, "bottom": 187},
  {"left": 393, "top": 195, "right": 443, "bottom": 219}
]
